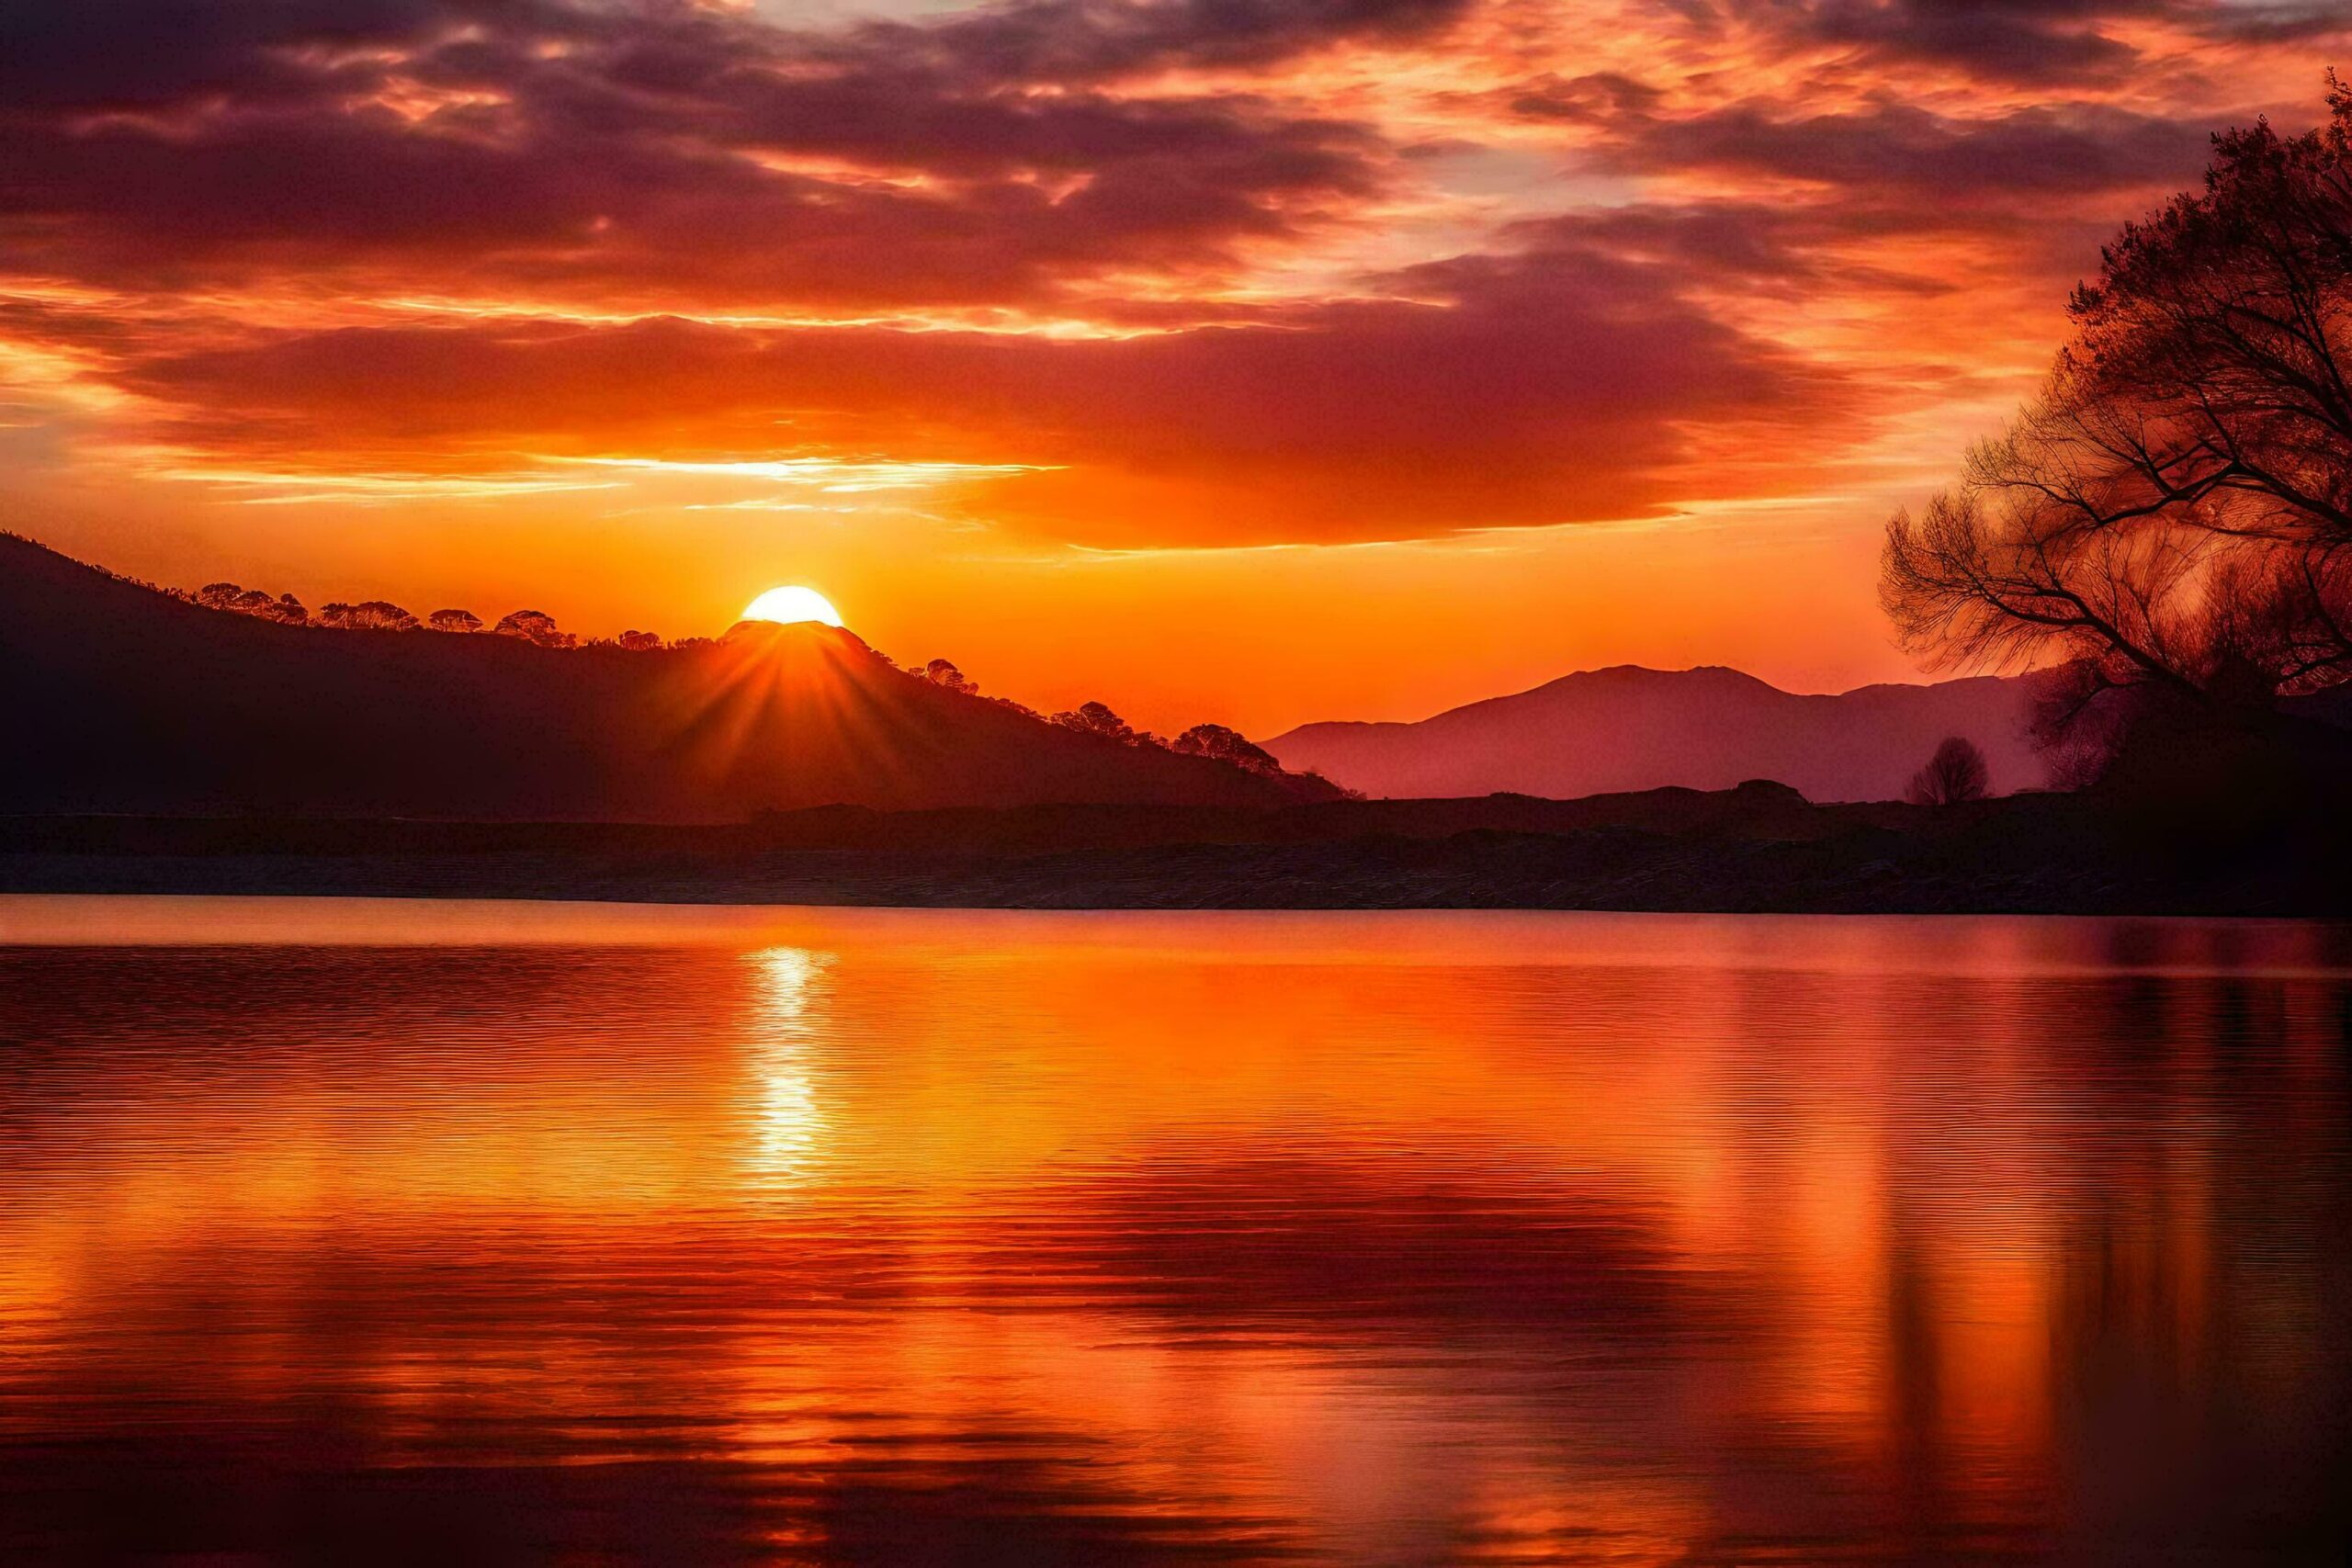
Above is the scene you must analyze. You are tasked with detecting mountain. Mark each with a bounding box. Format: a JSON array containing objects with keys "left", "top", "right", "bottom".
[
  {"left": 0, "top": 535, "right": 1317, "bottom": 820},
  {"left": 1263, "top": 664, "right": 2046, "bottom": 803}
]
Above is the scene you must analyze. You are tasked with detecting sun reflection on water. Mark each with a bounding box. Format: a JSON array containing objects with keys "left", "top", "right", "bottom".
[{"left": 742, "top": 945, "right": 833, "bottom": 1189}]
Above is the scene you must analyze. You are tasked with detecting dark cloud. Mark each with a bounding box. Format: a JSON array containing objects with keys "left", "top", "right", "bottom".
[
  {"left": 822, "top": 0, "right": 1478, "bottom": 85},
  {"left": 0, "top": 2, "right": 2259, "bottom": 316},
  {"left": 2194, "top": 1, "right": 2352, "bottom": 43},
  {"left": 1498, "top": 200, "right": 1973, "bottom": 298},
  {"left": 1743, "top": 0, "right": 2166, "bottom": 85},
  {"left": 1, "top": 100, "right": 1377, "bottom": 309},
  {"left": 0, "top": 0, "right": 1476, "bottom": 120},
  {"left": 0, "top": 1, "right": 1398, "bottom": 310},
  {"left": 1500, "top": 70, "right": 1666, "bottom": 125},
  {"left": 0, "top": 1, "right": 586, "bottom": 113},
  {"left": 1616, "top": 99, "right": 2212, "bottom": 199},
  {"left": 1752, "top": 1, "right": 2347, "bottom": 87}
]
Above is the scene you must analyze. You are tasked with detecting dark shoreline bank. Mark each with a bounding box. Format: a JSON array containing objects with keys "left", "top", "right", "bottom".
[{"left": 4, "top": 784, "right": 2336, "bottom": 915}]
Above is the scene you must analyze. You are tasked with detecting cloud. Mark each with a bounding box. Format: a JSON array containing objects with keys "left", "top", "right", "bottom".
[
  {"left": 1711, "top": 1, "right": 2349, "bottom": 88},
  {"left": 1739, "top": 0, "right": 2165, "bottom": 85},
  {"left": 0, "top": 0, "right": 2337, "bottom": 558},
  {"left": 1612, "top": 99, "right": 2214, "bottom": 200},
  {"left": 57, "top": 216, "right": 1862, "bottom": 546},
  {"left": 1499, "top": 71, "right": 1668, "bottom": 125},
  {"left": 820, "top": 0, "right": 1480, "bottom": 85},
  {"left": 2199, "top": 2, "right": 2352, "bottom": 44},
  {"left": 0, "top": 0, "right": 1392, "bottom": 311}
]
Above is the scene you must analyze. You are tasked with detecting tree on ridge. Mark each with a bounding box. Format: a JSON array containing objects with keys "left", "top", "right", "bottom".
[
  {"left": 1052, "top": 701, "right": 1135, "bottom": 743},
  {"left": 922, "top": 659, "right": 978, "bottom": 694},
  {"left": 1171, "top": 722, "right": 1281, "bottom": 775},
  {"left": 494, "top": 609, "right": 577, "bottom": 649},
  {"left": 345, "top": 601, "right": 420, "bottom": 631}
]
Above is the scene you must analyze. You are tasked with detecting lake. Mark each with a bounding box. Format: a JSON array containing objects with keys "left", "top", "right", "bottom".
[{"left": 2, "top": 898, "right": 2346, "bottom": 1563}]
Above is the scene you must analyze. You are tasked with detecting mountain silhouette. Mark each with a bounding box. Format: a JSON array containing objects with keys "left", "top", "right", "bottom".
[
  {"left": 0, "top": 535, "right": 1317, "bottom": 819},
  {"left": 1264, "top": 664, "right": 2045, "bottom": 802}
]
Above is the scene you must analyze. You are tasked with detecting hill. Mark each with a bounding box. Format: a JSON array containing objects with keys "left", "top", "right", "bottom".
[
  {"left": 0, "top": 535, "right": 1320, "bottom": 820},
  {"left": 1263, "top": 664, "right": 2045, "bottom": 802}
]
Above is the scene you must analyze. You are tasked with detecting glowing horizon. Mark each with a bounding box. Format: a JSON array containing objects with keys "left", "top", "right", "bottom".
[{"left": 741, "top": 585, "right": 845, "bottom": 630}]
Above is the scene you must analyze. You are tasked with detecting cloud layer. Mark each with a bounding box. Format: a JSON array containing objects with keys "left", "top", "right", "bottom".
[{"left": 1, "top": 0, "right": 2344, "bottom": 546}]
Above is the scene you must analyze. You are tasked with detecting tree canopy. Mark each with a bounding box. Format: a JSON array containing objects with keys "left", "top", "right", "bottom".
[
  {"left": 1052, "top": 701, "right": 1135, "bottom": 742},
  {"left": 1906, "top": 736, "right": 1992, "bottom": 806},
  {"left": 493, "top": 610, "right": 577, "bottom": 649},
  {"left": 1883, "top": 80, "right": 2352, "bottom": 742},
  {"left": 325, "top": 601, "right": 420, "bottom": 632},
  {"left": 922, "top": 659, "right": 978, "bottom": 694},
  {"left": 1171, "top": 722, "right": 1282, "bottom": 775}
]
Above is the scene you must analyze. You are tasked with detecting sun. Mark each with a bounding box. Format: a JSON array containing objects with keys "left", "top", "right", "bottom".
[{"left": 742, "top": 585, "right": 843, "bottom": 628}]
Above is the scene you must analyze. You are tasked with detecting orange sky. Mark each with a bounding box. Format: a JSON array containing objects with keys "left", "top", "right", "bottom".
[{"left": 3, "top": 0, "right": 2346, "bottom": 736}]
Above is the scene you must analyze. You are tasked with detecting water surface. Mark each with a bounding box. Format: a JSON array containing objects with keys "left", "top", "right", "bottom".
[{"left": 2, "top": 898, "right": 2346, "bottom": 1563}]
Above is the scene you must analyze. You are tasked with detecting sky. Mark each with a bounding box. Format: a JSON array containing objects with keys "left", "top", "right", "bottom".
[{"left": 3, "top": 1, "right": 2347, "bottom": 737}]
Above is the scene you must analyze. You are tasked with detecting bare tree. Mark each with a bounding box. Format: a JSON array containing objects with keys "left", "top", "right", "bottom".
[
  {"left": 1907, "top": 736, "right": 1993, "bottom": 805},
  {"left": 428, "top": 608, "right": 483, "bottom": 633},
  {"left": 1883, "top": 80, "right": 2352, "bottom": 762}
]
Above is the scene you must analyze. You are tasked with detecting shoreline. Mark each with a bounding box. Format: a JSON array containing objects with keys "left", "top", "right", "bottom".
[
  {"left": 0, "top": 840, "right": 2255, "bottom": 916},
  {"left": 3, "top": 786, "right": 2337, "bottom": 916}
]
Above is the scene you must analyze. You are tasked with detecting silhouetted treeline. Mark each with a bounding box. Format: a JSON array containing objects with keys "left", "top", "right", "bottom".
[
  {"left": 911, "top": 667, "right": 1337, "bottom": 788},
  {"left": 2, "top": 531, "right": 1345, "bottom": 804},
  {"left": 180, "top": 575, "right": 690, "bottom": 651}
]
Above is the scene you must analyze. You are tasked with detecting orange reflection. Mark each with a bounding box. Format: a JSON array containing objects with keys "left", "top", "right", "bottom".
[{"left": 0, "top": 905, "right": 2345, "bottom": 1561}]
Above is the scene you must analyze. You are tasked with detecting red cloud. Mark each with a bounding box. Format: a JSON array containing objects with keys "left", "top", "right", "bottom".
[
  {"left": 65, "top": 223, "right": 1857, "bottom": 545},
  {"left": 1, "top": 0, "right": 2342, "bottom": 552}
]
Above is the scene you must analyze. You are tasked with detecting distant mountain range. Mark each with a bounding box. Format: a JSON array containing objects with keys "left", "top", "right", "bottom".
[
  {"left": 1264, "top": 664, "right": 2046, "bottom": 803},
  {"left": 0, "top": 535, "right": 1320, "bottom": 820}
]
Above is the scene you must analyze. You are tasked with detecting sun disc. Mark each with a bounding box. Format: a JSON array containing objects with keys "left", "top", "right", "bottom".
[{"left": 742, "top": 585, "right": 843, "bottom": 627}]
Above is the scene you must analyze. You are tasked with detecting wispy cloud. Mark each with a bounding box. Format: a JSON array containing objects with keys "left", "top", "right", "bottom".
[
  {"left": 153, "top": 467, "right": 625, "bottom": 505},
  {"left": 550, "top": 456, "right": 1058, "bottom": 493}
]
